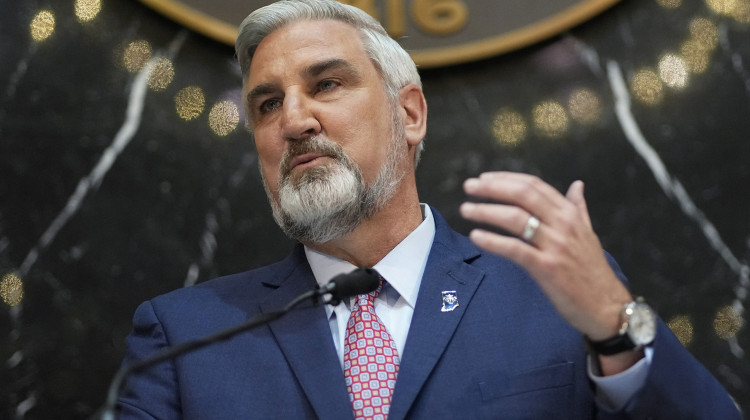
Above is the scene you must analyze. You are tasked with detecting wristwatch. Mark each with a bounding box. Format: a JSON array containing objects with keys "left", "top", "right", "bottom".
[{"left": 585, "top": 297, "right": 657, "bottom": 356}]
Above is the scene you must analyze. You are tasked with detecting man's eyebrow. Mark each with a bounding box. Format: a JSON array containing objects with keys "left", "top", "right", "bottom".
[
  {"left": 304, "top": 58, "right": 361, "bottom": 81},
  {"left": 247, "top": 83, "right": 277, "bottom": 107}
]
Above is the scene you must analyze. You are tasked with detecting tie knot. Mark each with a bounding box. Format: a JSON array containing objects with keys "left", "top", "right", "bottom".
[{"left": 356, "top": 278, "right": 384, "bottom": 307}]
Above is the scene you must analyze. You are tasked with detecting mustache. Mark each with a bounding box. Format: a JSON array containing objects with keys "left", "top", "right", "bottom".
[{"left": 279, "top": 136, "right": 346, "bottom": 179}]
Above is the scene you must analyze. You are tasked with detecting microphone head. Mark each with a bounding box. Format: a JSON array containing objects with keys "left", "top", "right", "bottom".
[{"left": 327, "top": 267, "right": 380, "bottom": 303}]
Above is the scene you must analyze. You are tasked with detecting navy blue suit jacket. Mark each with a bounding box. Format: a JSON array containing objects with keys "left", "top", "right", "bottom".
[{"left": 119, "top": 211, "right": 739, "bottom": 419}]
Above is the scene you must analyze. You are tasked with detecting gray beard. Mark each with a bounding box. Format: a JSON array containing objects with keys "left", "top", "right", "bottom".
[{"left": 263, "top": 128, "right": 404, "bottom": 244}]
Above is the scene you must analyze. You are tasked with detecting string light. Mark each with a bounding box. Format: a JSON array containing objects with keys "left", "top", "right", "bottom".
[
  {"left": 30, "top": 10, "right": 55, "bottom": 42},
  {"left": 74, "top": 0, "right": 102, "bottom": 22},
  {"left": 1, "top": 273, "right": 24, "bottom": 307},
  {"left": 491, "top": 107, "right": 527, "bottom": 146},
  {"left": 532, "top": 100, "right": 569, "bottom": 138}
]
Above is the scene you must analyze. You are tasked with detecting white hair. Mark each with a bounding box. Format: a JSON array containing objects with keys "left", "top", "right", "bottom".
[{"left": 235, "top": 0, "right": 425, "bottom": 165}]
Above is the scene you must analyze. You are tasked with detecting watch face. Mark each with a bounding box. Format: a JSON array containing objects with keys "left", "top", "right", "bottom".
[{"left": 627, "top": 303, "right": 657, "bottom": 346}]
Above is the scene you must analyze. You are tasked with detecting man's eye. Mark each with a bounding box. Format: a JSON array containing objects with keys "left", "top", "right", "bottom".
[
  {"left": 259, "top": 98, "right": 281, "bottom": 114},
  {"left": 318, "top": 80, "right": 339, "bottom": 91}
]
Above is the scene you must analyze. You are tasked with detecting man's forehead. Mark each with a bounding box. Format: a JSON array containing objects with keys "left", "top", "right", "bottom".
[
  {"left": 253, "top": 20, "right": 365, "bottom": 64},
  {"left": 267, "top": 18, "right": 361, "bottom": 40},
  {"left": 247, "top": 19, "right": 372, "bottom": 85}
]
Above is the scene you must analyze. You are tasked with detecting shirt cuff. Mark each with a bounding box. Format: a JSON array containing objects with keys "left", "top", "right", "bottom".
[{"left": 587, "top": 347, "right": 654, "bottom": 411}]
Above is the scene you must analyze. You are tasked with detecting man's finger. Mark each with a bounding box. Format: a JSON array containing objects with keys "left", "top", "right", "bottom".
[{"left": 565, "top": 180, "right": 593, "bottom": 230}]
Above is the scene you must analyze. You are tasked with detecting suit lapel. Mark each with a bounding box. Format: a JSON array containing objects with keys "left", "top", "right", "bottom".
[
  {"left": 257, "top": 212, "right": 484, "bottom": 419},
  {"left": 260, "top": 247, "right": 353, "bottom": 420},
  {"left": 388, "top": 213, "right": 485, "bottom": 419}
]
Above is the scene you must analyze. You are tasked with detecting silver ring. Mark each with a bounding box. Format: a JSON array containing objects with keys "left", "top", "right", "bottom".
[{"left": 522, "top": 216, "right": 540, "bottom": 242}]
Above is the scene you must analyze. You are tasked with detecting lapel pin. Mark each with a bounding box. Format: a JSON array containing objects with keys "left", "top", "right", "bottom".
[{"left": 441, "top": 290, "right": 459, "bottom": 312}]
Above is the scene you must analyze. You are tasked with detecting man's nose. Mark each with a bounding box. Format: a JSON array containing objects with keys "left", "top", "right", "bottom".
[{"left": 281, "top": 92, "right": 321, "bottom": 141}]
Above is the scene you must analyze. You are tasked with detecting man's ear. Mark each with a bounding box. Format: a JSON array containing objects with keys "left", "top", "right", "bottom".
[{"left": 398, "top": 84, "right": 428, "bottom": 148}]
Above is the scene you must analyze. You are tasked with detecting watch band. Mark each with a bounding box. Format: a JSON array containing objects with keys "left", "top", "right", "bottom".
[
  {"left": 584, "top": 332, "right": 637, "bottom": 356},
  {"left": 584, "top": 299, "right": 648, "bottom": 357}
]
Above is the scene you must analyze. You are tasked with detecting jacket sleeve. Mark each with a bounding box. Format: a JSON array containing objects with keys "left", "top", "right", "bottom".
[
  {"left": 593, "top": 253, "right": 741, "bottom": 419},
  {"left": 597, "top": 320, "right": 741, "bottom": 419},
  {"left": 116, "top": 300, "right": 182, "bottom": 420}
]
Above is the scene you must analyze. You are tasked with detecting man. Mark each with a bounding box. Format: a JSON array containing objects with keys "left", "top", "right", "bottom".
[{"left": 118, "top": 0, "right": 740, "bottom": 418}]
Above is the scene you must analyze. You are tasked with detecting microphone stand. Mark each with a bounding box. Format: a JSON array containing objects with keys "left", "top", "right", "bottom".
[{"left": 97, "top": 288, "right": 321, "bottom": 420}]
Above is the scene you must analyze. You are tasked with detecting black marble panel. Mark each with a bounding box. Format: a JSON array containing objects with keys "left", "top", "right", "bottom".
[{"left": 1, "top": 0, "right": 748, "bottom": 418}]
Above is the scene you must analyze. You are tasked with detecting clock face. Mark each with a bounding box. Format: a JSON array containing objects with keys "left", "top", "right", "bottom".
[
  {"left": 138, "top": 0, "right": 621, "bottom": 67},
  {"left": 628, "top": 304, "right": 657, "bottom": 346}
]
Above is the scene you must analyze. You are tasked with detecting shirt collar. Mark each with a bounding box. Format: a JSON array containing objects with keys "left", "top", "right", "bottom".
[{"left": 305, "top": 204, "right": 436, "bottom": 310}]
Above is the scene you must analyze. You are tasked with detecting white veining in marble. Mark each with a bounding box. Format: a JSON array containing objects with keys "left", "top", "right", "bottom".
[
  {"left": 2, "top": 44, "right": 36, "bottom": 103},
  {"left": 184, "top": 212, "right": 219, "bottom": 288},
  {"left": 0, "top": 236, "right": 9, "bottom": 255},
  {"left": 183, "top": 153, "right": 256, "bottom": 287},
  {"left": 7, "top": 54, "right": 153, "bottom": 418},
  {"left": 0, "top": 43, "right": 37, "bottom": 162},
  {"left": 6, "top": 350, "right": 23, "bottom": 368},
  {"left": 607, "top": 60, "right": 747, "bottom": 359},
  {"left": 17, "top": 57, "right": 152, "bottom": 279},
  {"left": 16, "top": 30, "right": 188, "bottom": 280},
  {"left": 15, "top": 391, "right": 37, "bottom": 419},
  {"left": 8, "top": 30, "right": 189, "bottom": 416},
  {"left": 718, "top": 22, "right": 750, "bottom": 97}
]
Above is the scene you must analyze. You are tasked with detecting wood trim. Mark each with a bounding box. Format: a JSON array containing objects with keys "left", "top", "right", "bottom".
[
  {"left": 139, "top": 0, "right": 238, "bottom": 45},
  {"left": 411, "top": 0, "right": 622, "bottom": 67},
  {"left": 137, "top": 0, "right": 621, "bottom": 68}
]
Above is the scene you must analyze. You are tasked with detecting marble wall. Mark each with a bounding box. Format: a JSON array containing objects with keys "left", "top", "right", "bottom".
[{"left": 1, "top": 0, "right": 748, "bottom": 417}]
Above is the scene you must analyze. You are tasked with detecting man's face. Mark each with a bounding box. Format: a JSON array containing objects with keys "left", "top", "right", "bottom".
[{"left": 245, "top": 19, "right": 406, "bottom": 242}]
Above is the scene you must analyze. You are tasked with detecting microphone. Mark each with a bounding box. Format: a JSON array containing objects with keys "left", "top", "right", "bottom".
[
  {"left": 96, "top": 267, "right": 379, "bottom": 420},
  {"left": 320, "top": 266, "right": 380, "bottom": 305}
]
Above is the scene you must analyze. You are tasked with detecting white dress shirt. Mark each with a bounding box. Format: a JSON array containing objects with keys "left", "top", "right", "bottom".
[
  {"left": 304, "top": 204, "right": 651, "bottom": 410},
  {"left": 305, "top": 204, "right": 435, "bottom": 362}
]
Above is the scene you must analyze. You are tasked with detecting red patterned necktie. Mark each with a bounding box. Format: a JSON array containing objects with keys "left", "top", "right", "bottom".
[{"left": 343, "top": 279, "right": 400, "bottom": 420}]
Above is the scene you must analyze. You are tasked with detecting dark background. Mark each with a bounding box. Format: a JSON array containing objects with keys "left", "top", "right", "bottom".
[{"left": 1, "top": 0, "right": 748, "bottom": 418}]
